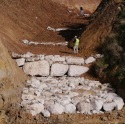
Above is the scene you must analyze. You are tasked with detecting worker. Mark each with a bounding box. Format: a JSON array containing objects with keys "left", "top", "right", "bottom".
[
  {"left": 80, "top": 6, "right": 84, "bottom": 16},
  {"left": 74, "top": 36, "right": 80, "bottom": 54}
]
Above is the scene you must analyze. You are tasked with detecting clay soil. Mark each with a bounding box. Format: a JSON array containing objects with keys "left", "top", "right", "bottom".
[{"left": 0, "top": 0, "right": 125, "bottom": 124}]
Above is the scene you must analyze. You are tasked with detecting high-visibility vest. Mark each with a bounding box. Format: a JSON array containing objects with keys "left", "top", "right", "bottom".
[{"left": 75, "top": 38, "right": 80, "bottom": 46}]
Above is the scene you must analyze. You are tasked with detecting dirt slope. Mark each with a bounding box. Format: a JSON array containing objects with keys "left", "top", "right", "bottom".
[
  {"left": 52, "top": 0, "right": 101, "bottom": 13},
  {"left": 0, "top": 0, "right": 125, "bottom": 124},
  {"left": 0, "top": 0, "right": 100, "bottom": 108},
  {"left": 80, "top": 0, "right": 120, "bottom": 56}
]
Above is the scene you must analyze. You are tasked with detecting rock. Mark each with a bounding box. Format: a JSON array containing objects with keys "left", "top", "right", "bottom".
[
  {"left": 23, "top": 60, "right": 50, "bottom": 76},
  {"left": 85, "top": 57, "right": 96, "bottom": 64},
  {"left": 30, "top": 110, "right": 38, "bottom": 116},
  {"left": 49, "top": 102, "right": 65, "bottom": 114},
  {"left": 91, "top": 99, "right": 103, "bottom": 111},
  {"left": 42, "top": 110, "right": 51, "bottom": 117},
  {"left": 68, "top": 65, "right": 89, "bottom": 76},
  {"left": 51, "top": 63, "right": 68, "bottom": 76},
  {"left": 34, "top": 90, "right": 41, "bottom": 97},
  {"left": 12, "top": 52, "right": 22, "bottom": 58},
  {"left": 26, "top": 57, "right": 40, "bottom": 62},
  {"left": 104, "top": 93, "right": 118, "bottom": 102},
  {"left": 94, "top": 54, "right": 103, "bottom": 59},
  {"left": 16, "top": 58, "right": 25, "bottom": 66},
  {"left": 22, "top": 52, "right": 34, "bottom": 58},
  {"left": 66, "top": 56, "right": 84, "bottom": 65},
  {"left": 39, "top": 83, "right": 48, "bottom": 90},
  {"left": 23, "top": 88, "right": 29, "bottom": 94},
  {"left": 113, "top": 97, "right": 124, "bottom": 110},
  {"left": 31, "top": 98, "right": 44, "bottom": 104},
  {"left": 51, "top": 55, "right": 65, "bottom": 63},
  {"left": 59, "top": 97, "right": 71, "bottom": 106},
  {"left": 76, "top": 101, "right": 91, "bottom": 114},
  {"left": 30, "top": 103, "right": 44, "bottom": 115},
  {"left": 27, "top": 78, "right": 41, "bottom": 88},
  {"left": 68, "top": 92, "right": 79, "bottom": 98},
  {"left": 64, "top": 103, "right": 76, "bottom": 113},
  {"left": 21, "top": 94, "right": 36, "bottom": 101},
  {"left": 103, "top": 102, "right": 116, "bottom": 112}
]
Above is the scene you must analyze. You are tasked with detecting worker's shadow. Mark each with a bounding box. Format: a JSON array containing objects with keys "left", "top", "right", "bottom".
[{"left": 59, "top": 51, "right": 73, "bottom": 54}]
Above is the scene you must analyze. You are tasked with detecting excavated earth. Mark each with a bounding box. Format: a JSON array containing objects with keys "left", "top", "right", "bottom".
[{"left": 0, "top": 0, "right": 125, "bottom": 124}]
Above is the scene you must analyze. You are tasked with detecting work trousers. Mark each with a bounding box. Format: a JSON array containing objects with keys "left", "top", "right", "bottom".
[{"left": 74, "top": 46, "right": 78, "bottom": 54}]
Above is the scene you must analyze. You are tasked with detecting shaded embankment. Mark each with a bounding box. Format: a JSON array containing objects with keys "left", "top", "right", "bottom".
[{"left": 80, "top": 0, "right": 120, "bottom": 56}]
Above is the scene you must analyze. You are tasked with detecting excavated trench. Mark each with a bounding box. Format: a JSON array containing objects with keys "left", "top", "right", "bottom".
[{"left": 0, "top": 0, "right": 125, "bottom": 124}]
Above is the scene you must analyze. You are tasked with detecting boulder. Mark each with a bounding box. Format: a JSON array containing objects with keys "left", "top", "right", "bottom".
[
  {"left": 104, "top": 93, "right": 118, "bottom": 102},
  {"left": 27, "top": 78, "right": 41, "bottom": 88},
  {"left": 51, "top": 63, "right": 68, "bottom": 76},
  {"left": 103, "top": 102, "right": 116, "bottom": 112},
  {"left": 64, "top": 103, "right": 76, "bottom": 113},
  {"left": 23, "top": 88, "right": 29, "bottom": 94},
  {"left": 59, "top": 98, "right": 71, "bottom": 106},
  {"left": 85, "top": 57, "right": 96, "bottom": 64},
  {"left": 68, "top": 65, "right": 89, "bottom": 76},
  {"left": 76, "top": 100, "right": 91, "bottom": 114},
  {"left": 21, "top": 94, "right": 36, "bottom": 101},
  {"left": 30, "top": 103, "right": 44, "bottom": 115},
  {"left": 91, "top": 99, "right": 103, "bottom": 111},
  {"left": 25, "top": 57, "right": 40, "bottom": 62},
  {"left": 49, "top": 102, "right": 65, "bottom": 114},
  {"left": 113, "top": 97, "right": 124, "bottom": 110},
  {"left": 22, "top": 52, "right": 34, "bottom": 58},
  {"left": 42, "top": 110, "right": 51, "bottom": 117},
  {"left": 66, "top": 56, "right": 84, "bottom": 65},
  {"left": 16, "top": 58, "right": 25, "bottom": 66},
  {"left": 23, "top": 60, "right": 50, "bottom": 76},
  {"left": 52, "top": 55, "right": 65, "bottom": 63}
]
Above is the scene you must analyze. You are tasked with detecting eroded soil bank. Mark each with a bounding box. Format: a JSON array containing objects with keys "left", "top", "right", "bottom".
[{"left": 0, "top": 0, "right": 125, "bottom": 124}]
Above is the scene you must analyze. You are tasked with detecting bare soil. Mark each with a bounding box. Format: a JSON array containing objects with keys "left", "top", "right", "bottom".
[{"left": 0, "top": 0, "right": 125, "bottom": 124}]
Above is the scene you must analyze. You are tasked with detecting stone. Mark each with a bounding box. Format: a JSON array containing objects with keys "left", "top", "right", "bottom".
[
  {"left": 21, "top": 94, "right": 36, "bottom": 101},
  {"left": 49, "top": 102, "right": 65, "bottom": 114},
  {"left": 12, "top": 52, "right": 21, "bottom": 58},
  {"left": 23, "top": 60, "right": 50, "bottom": 76},
  {"left": 26, "top": 57, "right": 40, "bottom": 62},
  {"left": 30, "top": 103, "right": 44, "bottom": 115},
  {"left": 90, "top": 99, "right": 103, "bottom": 111},
  {"left": 22, "top": 52, "right": 34, "bottom": 58},
  {"left": 27, "top": 78, "right": 41, "bottom": 88},
  {"left": 38, "top": 83, "right": 48, "bottom": 90},
  {"left": 94, "top": 54, "right": 103, "bottom": 59},
  {"left": 85, "top": 57, "right": 96, "bottom": 64},
  {"left": 104, "top": 93, "right": 118, "bottom": 102},
  {"left": 113, "top": 97, "right": 124, "bottom": 110},
  {"left": 68, "top": 92, "right": 79, "bottom": 98},
  {"left": 51, "top": 63, "right": 68, "bottom": 76},
  {"left": 42, "top": 110, "right": 51, "bottom": 117},
  {"left": 66, "top": 56, "right": 84, "bottom": 65},
  {"left": 76, "top": 101, "right": 91, "bottom": 114},
  {"left": 34, "top": 90, "right": 41, "bottom": 97},
  {"left": 16, "top": 58, "right": 25, "bottom": 66},
  {"left": 68, "top": 65, "right": 89, "bottom": 76},
  {"left": 59, "top": 98, "right": 71, "bottom": 106},
  {"left": 64, "top": 103, "right": 76, "bottom": 113},
  {"left": 103, "top": 102, "right": 116, "bottom": 112},
  {"left": 51, "top": 55, "right": 65, "bottom": 63},
  {"left": 23, "top": 88, "right": 29, "bottom": 94}
]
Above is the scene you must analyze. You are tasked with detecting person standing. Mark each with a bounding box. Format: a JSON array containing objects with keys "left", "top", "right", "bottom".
[
  {"left": 80, "top": 6, "right": 84, "bottom": 16},
  {"left": 74, "top": 36, "right": 80, "bottom": 54}
]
